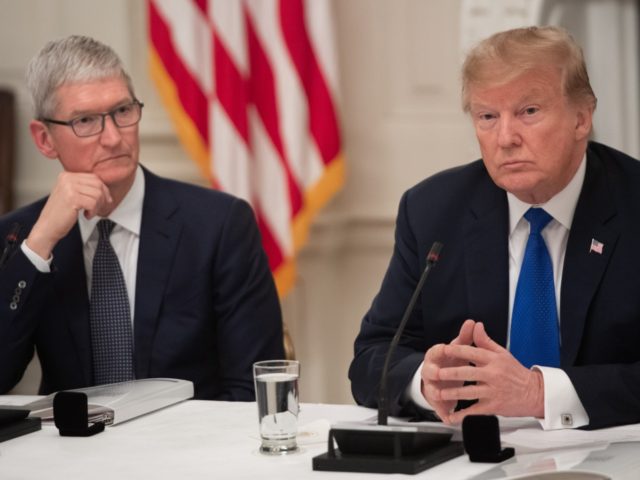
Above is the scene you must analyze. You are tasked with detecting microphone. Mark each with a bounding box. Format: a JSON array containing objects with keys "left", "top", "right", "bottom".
[
  {"left": 313, "top": 242, "right": 465, "bottom": 474},
  {"left": 378, "top": 241, "right": 442, "bottom": 426},
  {"left": 0, "top": 223, "right": 21, "bottom": 269}
]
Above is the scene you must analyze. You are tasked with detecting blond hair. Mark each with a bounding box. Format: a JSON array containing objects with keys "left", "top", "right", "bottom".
[{"left": 461, "top": 26, "right": 597, "bottom": 112}]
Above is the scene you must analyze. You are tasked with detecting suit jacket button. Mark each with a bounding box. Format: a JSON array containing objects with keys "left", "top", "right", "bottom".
[
  {"left": 18, "top": 280, "right": 27, "bottom": 288},
  {"left": 10, "top": 302, "right": 18, "bottom": 310},
  {"left": 12, "top": 295, "right": 20, "bottom": 302}
]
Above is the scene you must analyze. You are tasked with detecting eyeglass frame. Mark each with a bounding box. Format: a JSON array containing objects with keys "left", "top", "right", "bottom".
[{"left": 40, "top": 100, "right": 144, "bottom": 138}]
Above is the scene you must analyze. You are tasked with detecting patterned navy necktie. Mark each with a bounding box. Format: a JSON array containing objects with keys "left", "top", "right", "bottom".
[
  {"left": 510, "top": 208, "right": 560, "bottom": 368},
  {"left": 89, "top": 219, "right": 134, "bottom": 384}
]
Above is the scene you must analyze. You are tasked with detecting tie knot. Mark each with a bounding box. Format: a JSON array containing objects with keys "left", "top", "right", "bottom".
[
  {"left": 524, "top": 208, "right": 553, "bottom": 234},
  {"left": 96, "top": 219, "right": 115, "bottom": 240}
]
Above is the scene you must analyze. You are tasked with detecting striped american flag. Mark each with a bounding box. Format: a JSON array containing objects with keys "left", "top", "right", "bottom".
[{"left": 148, "top": 0, "right": 345, "bottom": 296}]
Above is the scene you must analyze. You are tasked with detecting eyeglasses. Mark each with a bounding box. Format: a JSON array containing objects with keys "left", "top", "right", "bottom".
[{"left": 41, "top": 101, "right": 144, "bottom": 137}]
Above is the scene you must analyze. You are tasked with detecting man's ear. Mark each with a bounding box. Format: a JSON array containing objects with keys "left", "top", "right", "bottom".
[
  {"left": 574, "top": 104, "right": 594, "bottom": 142},
  {"left": 29, "top": 120, "right": 59, "bottom": 159}
]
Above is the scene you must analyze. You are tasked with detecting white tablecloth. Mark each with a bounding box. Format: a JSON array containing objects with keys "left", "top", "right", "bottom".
[
  {"left": 0, "top": 399, "right": 489, "bottom": 479},
  {"left": 1, "top": 397, "right": 639, "bottom": 479}
]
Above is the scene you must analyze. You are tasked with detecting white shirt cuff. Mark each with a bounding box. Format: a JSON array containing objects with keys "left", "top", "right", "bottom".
[
  {"left": 535, "top": 366, "right": 589, "bottom": 430},
  {"left": 21, "top": 240, "right": 52, "bottom": 273}
]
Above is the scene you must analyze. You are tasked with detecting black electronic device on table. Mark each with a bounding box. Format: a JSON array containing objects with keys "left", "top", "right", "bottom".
[{"left": 0, "top": 408, "right": 42, "bottom": 442}]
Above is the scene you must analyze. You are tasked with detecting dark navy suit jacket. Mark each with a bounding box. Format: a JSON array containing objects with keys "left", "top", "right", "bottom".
[
  {"left": 349, "top": 142, "right": 640, "bottom": 429},
  {"left": 0, "top": 167, "right": 284, "bottom": 400}
]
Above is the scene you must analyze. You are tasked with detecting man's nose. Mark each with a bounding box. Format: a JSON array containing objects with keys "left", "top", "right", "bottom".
[
  {"left": 497, "top": 116, "right": 522, "bottom": 148},
  {"left": 99, "top": 115, "right": 123, "bottom": 145}
]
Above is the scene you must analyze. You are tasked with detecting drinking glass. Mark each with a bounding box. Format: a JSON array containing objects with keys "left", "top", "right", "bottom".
[{"left": 253, "top": 360, "right": 300, "bottom": 454}]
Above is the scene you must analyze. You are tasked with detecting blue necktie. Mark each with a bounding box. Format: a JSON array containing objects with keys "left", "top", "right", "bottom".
[
  {"left": 510, "top": 208, "right": 560, "bottom": 368},
  {"left": 89, "top": 219, "right": 134, "bottom": 384}
]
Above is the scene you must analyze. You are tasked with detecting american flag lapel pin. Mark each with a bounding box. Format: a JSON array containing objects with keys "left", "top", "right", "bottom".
[{"left": 589, "top": 238, "right": 604, "bottom": 254}]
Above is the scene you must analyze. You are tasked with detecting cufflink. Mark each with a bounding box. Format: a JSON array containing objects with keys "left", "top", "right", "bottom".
[{"left": 561, "top": 413, "right": 573, "bottom": 426}]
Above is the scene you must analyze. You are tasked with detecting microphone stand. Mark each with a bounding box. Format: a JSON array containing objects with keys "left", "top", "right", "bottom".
[
  {"left": 313, "top": 242, "right": 465, "bottom": 474},
  {"left": 378, "top": 242, "right": 442, "bottom": 426}
]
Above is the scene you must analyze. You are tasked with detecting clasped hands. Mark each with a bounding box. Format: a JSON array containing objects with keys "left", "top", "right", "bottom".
[{"left": 421, "top": 319, "right": 544, "bottom": 424}]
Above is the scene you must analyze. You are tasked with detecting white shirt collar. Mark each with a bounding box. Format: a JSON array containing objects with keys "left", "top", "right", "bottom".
[
  {"left": 78, "top": 166, "right": 145, "bottom": 243},
  {"left": 507, "top": 155, "right": 586, "bottom": 234}
]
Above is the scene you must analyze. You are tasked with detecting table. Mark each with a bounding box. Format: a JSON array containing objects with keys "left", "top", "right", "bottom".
[{"left": 1, "top": 398, "right": 639, "bottom": 479}]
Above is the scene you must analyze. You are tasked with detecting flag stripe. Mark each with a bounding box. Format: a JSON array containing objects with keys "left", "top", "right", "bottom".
[
  {"left": 246, "top": 0, "right": 321, "bottom": 192},
  {"left": 256, "top": 208, "right": 284, "bottom": 271},
  {"left": 193, "top": 0, "right": 207, "bottom": 17},
  {"left": 245, "top": 8, "right": 303, "bottom": 216},
  {"left": 303, "top": 0, "right": 340, "bottom": 96},
  {"left": 213, "top": 32, "right": 249, "bottom": 143},
  {"left": 211, "top": 0, "right": 248, "bottom": 73},
  {"left": 149, "top": 1, "right": 210, "bottom": 145},
  {"left": 211, "top": 103, "right": 252, "bottom": 201},
  {"left": 250, "top": 108, "right": 293, "bottom": 256},
  {"left": 149, "top": 48, "right": 212, "bottom": 180},
  {"left": 152, "top": 0, "right": 213, "bottom": 94},
  {"left": 280, "top": 0, "right": 341, "bottom": 165}
]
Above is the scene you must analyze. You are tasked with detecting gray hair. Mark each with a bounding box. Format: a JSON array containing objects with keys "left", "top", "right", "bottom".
[{"left": 26, "top": 35, "right": 135, "bottom": 119}]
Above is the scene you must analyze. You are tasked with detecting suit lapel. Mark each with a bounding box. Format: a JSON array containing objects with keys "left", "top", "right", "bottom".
[
  {"left": 560, "top": 151, "right": 618, "bottom": 365},
  {"left": 133, "top": 169, "right": 181, "bottom": 378},
  {"left": 463, "top": 175, "right": 510, "bottom": 346},
  {"left": 54, "top": 225, "right": 93, "bottom": 384}
]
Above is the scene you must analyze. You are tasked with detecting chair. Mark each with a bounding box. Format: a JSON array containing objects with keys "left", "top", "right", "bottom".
[{"left": 0, "top": 89, "right": 15, "bottom": 214}]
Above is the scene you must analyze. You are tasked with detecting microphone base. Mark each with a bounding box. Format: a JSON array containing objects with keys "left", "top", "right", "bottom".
[{"left": 312, "top": 424, "right": 465, "bottom": 475}]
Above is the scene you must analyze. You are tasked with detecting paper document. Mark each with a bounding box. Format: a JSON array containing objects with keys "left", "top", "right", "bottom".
[
  {"left": 471, "top": 441, "right": 640, "bottom": 479},
  {"left": 501, "top": 421, "right": 640, "bottom": 452}
]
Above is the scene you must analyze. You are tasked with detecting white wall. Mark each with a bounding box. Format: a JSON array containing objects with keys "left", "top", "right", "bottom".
[{"left": 2, "top": 0, "right": 638, "bottom": 404}]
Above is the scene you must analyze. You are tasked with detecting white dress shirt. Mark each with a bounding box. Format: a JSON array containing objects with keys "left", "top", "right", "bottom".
[
  {"left": 408, "top": 157, "right": 590, "bottom": 430},
  {"left": 21, "top": 166, "right": 145, "bottom": 324}
]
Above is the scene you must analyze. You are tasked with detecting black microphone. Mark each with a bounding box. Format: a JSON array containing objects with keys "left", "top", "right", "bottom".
[
  {"left": 378, "top": 241, "right": 443, "bottom": 426},
  {"left": 313, "top": 242, "right": 465, "bottom": 475},
  {"left": 0, "top": 223, "right": 21, "bottom": 269}
]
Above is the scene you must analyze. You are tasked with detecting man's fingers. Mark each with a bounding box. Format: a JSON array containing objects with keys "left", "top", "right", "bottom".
[
  {"left": 439, "top": 383, "right": 487, "bottom": 401},
  {"left": 446, "top": 403, "right": 489, "bottom": 425},
  {"left": 423, "top": 382, "right": 457, "bottom": 424},
  {"left": 422, "top": 381, "right": 442, "bottom": 401},
  {"left": 423, "top": 343, "right": 449, "bottom": 369},
  {"left": 472, "top": 322, "right": 506, "bottom": 353},
  {"left": 443, "top": 343, "right": 489, "bottom": 365},
  {"left": 438, "top": 365, "right": 481, "bottom": 382},
  {"left": 452, "top": 319, "right": 476, "bottom": 346},
  {"left": 421, "top": 359, "right": 441, "bottom": 381}
]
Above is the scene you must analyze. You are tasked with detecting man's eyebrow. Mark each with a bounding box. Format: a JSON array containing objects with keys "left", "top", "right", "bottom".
[
  {"left": 518, "top": 91, "right": 547, "bottom": 104},
  {"left": 67, "top": 99, "right": 133, "bottom": 118},
  {"left": 469, "top": 91, "right": 549, "bottom": 112}
]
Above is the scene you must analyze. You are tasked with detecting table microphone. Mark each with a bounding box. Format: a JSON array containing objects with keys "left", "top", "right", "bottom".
[
  {"left": 313, "top": 242, "right": 465, "bottom": 474},
  {"left": 378, "top": 241, "right": 442, "bottom": 426}
]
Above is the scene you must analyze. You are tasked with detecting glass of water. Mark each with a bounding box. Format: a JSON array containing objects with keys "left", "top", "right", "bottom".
[{"left": 253, "top": 360, "right": 300, "bottom": 454}]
